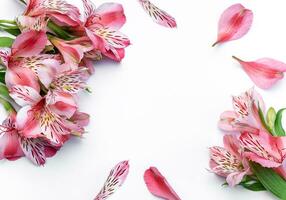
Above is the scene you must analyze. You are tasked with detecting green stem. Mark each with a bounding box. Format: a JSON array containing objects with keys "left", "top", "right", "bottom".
[
  {"left": 0, "top": 97, "right": 14, "bottom": 113},
  {"left": 47, "top": 21, "right": 72, "bottom": 40}
]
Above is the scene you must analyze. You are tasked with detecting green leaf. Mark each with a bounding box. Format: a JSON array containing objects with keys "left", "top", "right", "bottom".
[
  {"left": 274, "top": 109, "right": 286, "bottom": 136},
  {"left": 239, "top": 176, "right": 266, "bottom": 191},
  {"left": 2, "top": 28, "right": 21, "bottom": 36},
  {"left": 0, "top": 37, "right": 14, "bottom": 47},
  {"left": 0, "top": 71, "right": 5, "bottom": 84},
  {"left": 250, "top": 162, "right": 286, "bottom": 199},
  {"left": 0, "top": 83, "right": 9, "bottom": 99}
]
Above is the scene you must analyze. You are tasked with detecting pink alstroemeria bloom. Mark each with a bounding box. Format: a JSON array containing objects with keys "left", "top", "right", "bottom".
[
  {"left": 218, "top": 88, "right": 265, "bottom": 134},
  {"left": 0, "top": 30, "right": 63, "bottom": 93},
  {"left": 81, "top": 0, "right": 130, "bottom": 62},
  {"left": 210, "top": 135, "right": 251, "bottom": 187},
  {"left": 23, "top": 0, "right": 81, "bottom": 26},
  {"left": 50, "top": 36, "right": 93, "bottom": 68},
  {"left": 0, "top": 112, "right": 58, "bottom": 165},
  {"left": 9, "top": 85, "right": 77, "bottom": 145},
  {"left": 240, "top": 131, "right": 286, "bottom": 169}
]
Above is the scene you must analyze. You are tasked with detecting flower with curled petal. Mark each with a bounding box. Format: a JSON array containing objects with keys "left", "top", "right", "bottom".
[
  {"left": 218, "top": 88, "right": 265, "bottom": 134},
  {"left": 210, "top": 135, "right": 251, "bottom": 187},
  {"left": 0, "top": 111, "right": 57, "bottom": 165},
  {"left": 81, "top": 0, "right": 130, "bottom": 62},
  {"left": 24, "top": 0, "right": 81, "bottom": 26}
]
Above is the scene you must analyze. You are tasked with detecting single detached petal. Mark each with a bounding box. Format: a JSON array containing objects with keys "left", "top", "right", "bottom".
[
  {"left": 144, "top": 167, "right": 181, "bottom": 200},
  {"left": 233, "top": 56, "right": 286, "bottom": 89},
  {"left": 138, "top": 0, "right": 177, "bottom": 28},
  {"left": 94, "top": 161, "right": 129, "bottom": 200},
  {"left": 213, "top": 4, "right": 253, "bottom": 46},
  {"left": 12, "top": 30, "right": 47, "bottom": 58}
]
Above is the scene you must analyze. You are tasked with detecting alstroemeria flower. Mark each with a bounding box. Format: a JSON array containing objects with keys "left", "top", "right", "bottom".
[
  {"left": 210, "top": 135, "right": 251, "bottom": 187},
  {"left": 233, "top": 56, "right": 286, "bottom": 89},
  {"left": 23, "top": 0, "right": 81, "bottom": 26},
  {"left": 218, "top": 88, "right": 265, "bottom": 134},
  {"left": 240, "top": 131, "right": 286, "bottom": 168},
  {"left": 0, "top": 30, "right": 63, "bottom": 93},
  {"left": 10, "top": 85, "right": 77, "bottom": 145},
  {"left": 50, "top": 36, "right": 93, "bottom": 68},
  {"left": 0, "top": 112, "right": 58, "bottom": 165},
  {"left": 81, "top": 0, "right": 130, "bottom": 61}
]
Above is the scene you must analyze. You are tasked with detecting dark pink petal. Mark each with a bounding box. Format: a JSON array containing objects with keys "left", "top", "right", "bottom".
[
  {"left": 144, "top": 167, "right": 181, "bottom": 200},
  {"left": 12, "top": 30, "right": 47, "bottom": 58},
  {"left": 233, "top": 56, "right": 286, "bottom": 89},
  {"left": 213, "top": 4, "right": 253, "bottom": 46},
  {"left": 139, "top": 0, "right": 177, "bottom": 28},
  {"left": 94, "top": 161, "right": 129, "bottom": 200}
]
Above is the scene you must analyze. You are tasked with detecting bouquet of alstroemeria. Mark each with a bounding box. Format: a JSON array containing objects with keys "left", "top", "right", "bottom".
[
  {"left": 0, "top": 0, "right": 132, "bottom": 166},
  {"left": 0, "top": 0, "right": 177, "bottom": 167},
  {"left": 209, "top": 88, "right": 286, "bottom": 199}
]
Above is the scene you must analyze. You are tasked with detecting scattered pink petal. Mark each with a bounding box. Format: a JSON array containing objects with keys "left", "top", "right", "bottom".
[
  {"left": 138, "top": 0, "right": 177, "bottom": 28},
  {"left": 233, "top": 56, "right": 286, "bottom": 89},
  {"left": 144, "top": 167, "right": 181, "bottom": 200},
  {"left": 94, "top": 160, "right": 129, "bottom": 200},
  {"left": 213, "top": 3, "right": 253, "bottom": 46}
]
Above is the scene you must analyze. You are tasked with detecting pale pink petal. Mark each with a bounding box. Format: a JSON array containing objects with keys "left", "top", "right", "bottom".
[
  {"left": 94, "top": 161, "right": 129, "bottom": 200},
  {"left": 16, "top": 15, "right": 47, "bottom": 32},
  {"left": 19, "top": 137, "right": 46, "bottom": 165},
  {"left": 144, "top": 167, "right": 181, "bottom": 200},
  {"left": 70, "top": 111, "right": 90, "bottom": 127},
  {"left": 139, "top": 0, "right": 177, "bottom": 28},
  {"left": 12, "top": 30, "right": 47, "bottom": 58},
  {"left": 47, "top": 91, "right": 77, "bottom": 118},
  {"left": 240, "top": 131, "right": 284, "bottom": 167},
  {"left": 82, "top": 0, "right": 96, "bottom": 19},
  {"left": 233, "top": 56, "right": 286, "bottom": 89},
  {"left": 94, "top": 3, "right": 126, "bottom": 30},
  {"left": 9, "top": 85, "right": 41, "bottom": 106},
  {"left": 223, "top": 135, "right": 241, "bottom": 158},
  {"left": 5, "top": 67, "right": 40, "bottom": 92},
  {"left": 226, "top": 171, "right": 248, "bottom": 187},
  {"left": 213, "top": 4, "right": 253, "bottom": 46}
]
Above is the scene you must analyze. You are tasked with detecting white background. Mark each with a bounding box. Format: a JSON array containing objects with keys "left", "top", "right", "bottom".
[{"left": 0, "top": 0, "right": 286, "bottom": 199}]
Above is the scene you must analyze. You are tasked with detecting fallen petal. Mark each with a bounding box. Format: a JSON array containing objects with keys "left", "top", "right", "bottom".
[
  {"left": 233, "top": 56, "right": 286, "bottom": 89},
  {"left": 213, "top": 4, "right": 253, "bottom": 46},
  {"left": 138, "top": 0, "right": 177, "bottom": 28},
  {"left": 144, "top": 167, "right": 181, "bottom": 200}
]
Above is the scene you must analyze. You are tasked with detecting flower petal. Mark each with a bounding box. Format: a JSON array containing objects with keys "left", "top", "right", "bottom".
[
  {"left": 12, "top": 30, "right": 47, "bottom": 58},
  {"left": 0, "top": 131, "right": 23, "bottom": 161},
  {"left": 94, "top": 160, "right": 129, "bottom": 200},
  {"left": 239, "top": 131, "right": 284, "bottom": 168},
  {"left": 213, "top": 4, "right": 253, "bottom": 46},
  {"left": 0, "top": 48, "right": 11, "bottom": 66},
  {"left": 19, "top": 137, "right": 46, "bottom": 165},
  {"left": 233, "top": 56, "right": 286, "bottom": 89},
  {"left": 139, "top": 0, "right": 177, "bottom": 28},
  {"left": 226, "top": 171, "right": 248, "bottom": 187},
  {"left": 5, "top": 67, "right": 40, "bottom": 92},
  {"left": 9, "top": 85, "right": 41, "bottom": 106},
  {"left": 144, "top": 167, "right": 181, "bottom": 200}
]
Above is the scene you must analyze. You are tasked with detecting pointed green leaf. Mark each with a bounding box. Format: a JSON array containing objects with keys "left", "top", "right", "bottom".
[
  {"left": 250, "top": 162, "right": 286, "bottom": 199},
  {"left": 266, "top": 107, "right": 276, "bottom": 134},
  {"left": 274, "top": 109, "right": 286, "bottom": 136},
  {"left": 0, "top": 37, "right": 14, "bottom": 47},
  {"left": 2, "top": 28, "right": 21, "bottom": 36},
  {"left": 258, "top": 106, "right": 273, "bottom": 134},
  {"left": 0, "top": 71, "right": 5, "bottom": 84}
]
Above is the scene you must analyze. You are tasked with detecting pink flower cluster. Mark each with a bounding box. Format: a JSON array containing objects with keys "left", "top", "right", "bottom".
[
  {"left": 210, "top": 88, "right": 286, "bottom": 187},
  {"left": 0, "top": 0, "right": 131, "bottom": 165}
]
